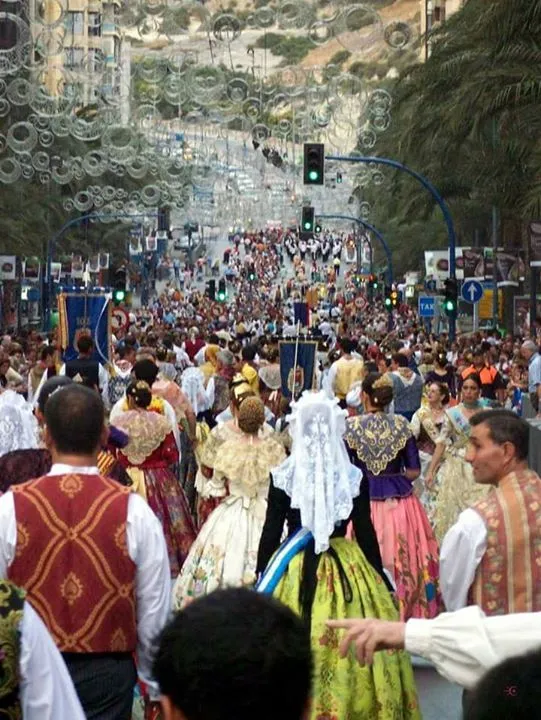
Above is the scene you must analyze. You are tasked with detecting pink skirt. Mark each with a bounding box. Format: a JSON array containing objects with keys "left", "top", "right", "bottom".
[{"left": 370, "top": 495, "right": 441, "bottom": 620}]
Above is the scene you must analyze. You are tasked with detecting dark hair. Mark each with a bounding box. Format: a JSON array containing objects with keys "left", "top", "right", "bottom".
[
  {"left": 44, "top": 384, "right": 104, "bottom": 455},
  {"left": 156, "top": 346, "right": 168, "bottom": 362},
  {"left": 133, "top": 359, "right": 159, "bottom": 386},
  {"left": 362, "top": 372, "right": 394, "bottom": 408},
  {"left": 464, "top": 646, "right": 541, "bottom": 720},
  {"left": 40, "top": 345, "right": 55, "bottom": 362},
  {"left": 339, "top": 337, "right": 355, "bottom": 354},
  {"left": 463, "top": 372, "right": 482, "bottom": 390},
  {"left": 37, "top": 376, "right": 73, "bottom": 414},
  {"left": 153, "top": 588, "right": 312, "bottom": 720},
  {"left": 428, "top": 381, "right": 451, "bottom": 406},
  {"left": 435, "top": 352, "right": 447, "bottom": 368},
  {"left": 126, "top": 380, "right": 152, "bottom": 409},
  {"left": 392, "top": 353, "right": 409, "bottom": 368},
  {"left": 241, "top": 345, "right": 256, "bottom": 362},
  {"left": 76, "top": 334, "right": 94, "bottom": 355},
  {"left": 470, "top": 409, "right": 529, "bottom": 461}
]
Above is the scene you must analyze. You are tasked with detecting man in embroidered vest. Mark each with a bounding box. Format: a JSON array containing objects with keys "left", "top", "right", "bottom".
[
  {"left": 440, "top": 409, "right": 541, "bottom": 615},
  {"left": 326, "top": 337, "right": 364, "bottom": 406},
  {"left": 0, "top": 384, "right": 171, "bottom": 719},
  {"left": 0, "top": 578, "right": 86, "bottom": 719},
  {"left": 61, "top": 333, "right": 110, "bottom": 408}
]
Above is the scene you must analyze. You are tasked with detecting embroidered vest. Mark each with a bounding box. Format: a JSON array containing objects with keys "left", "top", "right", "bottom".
[
  {"left": 334, "top": 357, "right": 364, "bottom": 399},
  {"left": 0, "top": 580, "right": 24, "bottom": 719},
  {"left": 9, "top": 474, "right": 137, "bottom": 653},
  {"left": 212, "top": 375, "right": 230, "bottom": 417},
  {"left": 65, "top": 358, "right": 100, "bottom": 389},
  {"left": 470, "top": 470, "right": 541, "bottom": 615}
]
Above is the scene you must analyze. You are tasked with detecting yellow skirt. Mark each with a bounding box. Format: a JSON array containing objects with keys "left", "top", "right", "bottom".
[{"left": 273, "top": 538, "right": 421, "bottom": 719}]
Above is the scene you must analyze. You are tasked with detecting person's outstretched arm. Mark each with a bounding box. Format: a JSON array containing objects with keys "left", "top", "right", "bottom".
[{"left": 327, "top": 606, "right": 541, "bottom": 689}]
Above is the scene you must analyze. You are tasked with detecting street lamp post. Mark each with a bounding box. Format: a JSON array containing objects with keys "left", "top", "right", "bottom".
[{"left": 425, "top": 0, "right": 434, "bottom": 61}]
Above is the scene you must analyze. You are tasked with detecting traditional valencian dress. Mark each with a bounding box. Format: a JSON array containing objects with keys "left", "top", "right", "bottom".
[
  {"left": 172, "top": 430, "right": 285, "bottom": 608},
  {"left": 345, "top": 412, "right": 441, "bottom": 620},
  {"left": 410, "top": 407, "right": 444, "bottom": 526},
  {"left": 433, "top": 402, "right": 490, "bottom": 543},
  {"left": 115, "top": 408, "right": 196, "bottom": 577},
  {"left": 256, "top": 392, "right": 421, "bottom": 720}
]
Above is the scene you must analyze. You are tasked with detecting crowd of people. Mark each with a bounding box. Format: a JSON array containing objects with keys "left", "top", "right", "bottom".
[{"left": 0, "top": 226, "right": 541, "bottom": 720}]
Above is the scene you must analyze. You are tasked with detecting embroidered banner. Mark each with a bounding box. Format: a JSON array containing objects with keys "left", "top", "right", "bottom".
[
  {"left": 58, "top": 292, "right": 111, "bottom": 363},
  {"left": 279, "top": 340, "right": 317, "bottom": 399}
]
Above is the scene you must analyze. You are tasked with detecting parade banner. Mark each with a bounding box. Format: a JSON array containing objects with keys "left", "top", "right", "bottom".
[
  {"left": 71, "top": 257, "right": 84, "bottom": 279},
  {"left": 99, "top": 253, "right": 110, "bottom": 270},
  {"left": 530, "top": 222, "right": 541, "bottom": 267},
  {"left": 0, "top": 256, "right": 16, "bottom": 281},
  {"left": 58, "top": 292, "right": 111, "bottom": 363},
  {"left": 279, "top": 340, "right": 317, "bottom": 399},
  {"left": 88, "top": 255, "right": 100, "bottom": 274},
  {"left": 50, "top": 262, "right": 62, "bottom": 282},
  {"left": 293, "top": 302, "right": 310, "bottom": 327}
]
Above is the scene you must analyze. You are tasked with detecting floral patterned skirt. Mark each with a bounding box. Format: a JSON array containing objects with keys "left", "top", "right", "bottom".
[
  {"left": 144, "top": 467, "right": 197, "bottom": 578},
  {"left": 273, "top": 538, "right": 421, "bottom": 720},
  {"left": 371, "top": 495, "right": 441, "bottom": 620},
  {"left": 172, "top": 494, "right": 266, "bottom": 609}
]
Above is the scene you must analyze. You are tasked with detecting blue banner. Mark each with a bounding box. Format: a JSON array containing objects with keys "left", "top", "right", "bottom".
[
  {"left": 279, "top": 340, "right": 317, "bottom": 399},
  {"left": 59, "top": 292, "right": 111, "bottom": 363},
  {"left": 293, "top": 302, "right": 309, "bottom": 327}
]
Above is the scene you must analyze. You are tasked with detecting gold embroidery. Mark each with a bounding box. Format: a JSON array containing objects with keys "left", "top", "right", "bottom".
[
  {"left": 0, "top": 580, "right": 24, "bottom": 718},
  {"left": 14, "top": 525, "right": 29, "bottom": 558},
  {"left": 59, "top": 474, "right": 83, "bottom": 499},
  {"left": 110, "top": 628, "right": 127, "bottom": 652},
  {"left": 345, "top": 414, "right": 412, "bottom": 475},
  {"left": 113, "top": 410, "right": 172, "bottom": 465},
  {"left": 60, "top": 572, "right": 83, "bottom": 606},
  {"left": 114, "top": 524, "right": 129, "bottom": 556}
]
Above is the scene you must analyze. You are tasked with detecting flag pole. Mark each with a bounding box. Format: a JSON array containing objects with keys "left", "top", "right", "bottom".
[{"left": 292, "top": 320, "right": 301, "bottom": 400}]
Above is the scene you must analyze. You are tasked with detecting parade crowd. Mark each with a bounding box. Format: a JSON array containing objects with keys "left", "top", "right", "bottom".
[{"left": 0, "top": 227, "right": 541, "bottom": 720}]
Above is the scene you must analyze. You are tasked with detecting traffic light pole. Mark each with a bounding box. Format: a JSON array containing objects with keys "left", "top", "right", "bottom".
[
  {"left": 317, "top": 214, "right": 393, "bottom": 285},
  {"left": 43, "top": 211, "right": 157, "bottom": 331},
  {"left": 325, "top": 155, "right": 457, "bottom": 341}
]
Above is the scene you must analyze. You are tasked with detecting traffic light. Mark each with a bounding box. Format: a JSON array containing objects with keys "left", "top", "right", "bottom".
[
  {"left": 113, "top": 267, "right": 127, "bottom": 305},
  {"left": 217, "top": 278, "right": 227, "bottom": 302},
  {"left": 301, "top": 206, "right": 315, "bottom": 233},
  {"left": 443, "top": 278, "right": 458, "bottom": 316},
  {"left": 391, "top": 289, "right": 399, "bottom": 308},
  {"left": 369, "top": 274, "right": 378, "bottom": 290},
  {"left": 314, "top": 222, "right": 322, "bottom": 234},
  {"left": 384, "top": 286, "right": 392, "bottom": 310},
  {"left": 248, "top": 267, "right": 256, "bottom": 282},
  {"left": 206, "top": 279, "right": 216, "bottom": 300},
  {"left": 336, "top": 171, "right": 343, "bottom": 184},
  {"left": 303, "top": 143, "right": 324, "bottom": 185}
]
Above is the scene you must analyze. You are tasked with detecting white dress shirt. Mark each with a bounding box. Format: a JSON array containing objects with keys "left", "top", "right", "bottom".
[
  {"left": 0, "top": 464, "right": 171, "bottom": 694},
  {"left": 440, "top": 508, "right": 487, "bottom": 611},
  {"left": 406, "top": 605, "right": 541, "bottom": 689},
  {"left": 110, "top": 394, "right": 181, "bottom": 451},
  {"left": 20, "top": 602, "right": 86, "bottom": 719}
]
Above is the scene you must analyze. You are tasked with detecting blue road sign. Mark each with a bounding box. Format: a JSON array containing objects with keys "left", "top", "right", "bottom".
[
  {"left": 462, "top": 279, "right": 484, "bottom": 304},
  {"left": 419, "top": 296, "right": 436, "bottom": 318}
]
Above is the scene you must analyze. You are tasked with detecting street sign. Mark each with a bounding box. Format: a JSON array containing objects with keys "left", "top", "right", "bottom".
[
  {"left": 111, "top": 307, "right": 129, "bottom": 332},
  {"left": 462, "top": 279, "right": 484, "bottom": 304},
  {"left": 354, "top": 296, "right": 367, "bottom": 310},
  {"left": 418, "top": 296, "right": 436, "bottom": 318}
]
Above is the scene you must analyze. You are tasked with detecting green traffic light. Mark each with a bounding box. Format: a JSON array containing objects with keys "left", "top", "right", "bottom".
[
  {"left": 303, "top": 222, "right": 312, "bottom": 230},
  {"left": 218, "top": 291, "right": 226, "bottom": 301},
  {"left": 385, "top": 297, "right": 392, "bottom": 307},
  {"left": 445, "top": 300, "right": 455, "bottom": 311},
  {"left": 308, "top": 170, "right": 319, "bottom": 181},
  {"left": 114, "top": 290, "right": 126, "bottom": 302}
]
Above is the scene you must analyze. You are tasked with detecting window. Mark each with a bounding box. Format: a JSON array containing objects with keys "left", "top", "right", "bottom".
[
  {"left": 63, "top": 46, "right": 85, "bottom": 69},
  {"left": 64, "top": 11, "right": 84, "bottom": 35},
  {"left": 88, "top": 13, "right": 101, "bottom": 37}
]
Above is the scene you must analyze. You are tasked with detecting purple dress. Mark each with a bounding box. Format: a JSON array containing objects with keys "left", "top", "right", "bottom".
[{"left": 344, "top": 412, "right": 441, "bottom": 621}]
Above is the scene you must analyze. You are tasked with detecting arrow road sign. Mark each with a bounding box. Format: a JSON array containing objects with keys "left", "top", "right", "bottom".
[{"left": 462, "top": 279, "right": 484, "bottom": 304}]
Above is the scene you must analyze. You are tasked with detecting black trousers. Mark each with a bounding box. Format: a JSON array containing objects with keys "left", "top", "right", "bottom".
[{"left": 62, "top": 653, "right": 137, "bottom": 720}]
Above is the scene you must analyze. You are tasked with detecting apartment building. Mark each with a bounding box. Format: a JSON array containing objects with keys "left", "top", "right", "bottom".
[{"left": 420, "top": 0, "right": 464, "bottom": 58}]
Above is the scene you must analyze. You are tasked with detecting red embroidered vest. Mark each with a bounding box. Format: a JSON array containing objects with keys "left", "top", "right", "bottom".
[
  {"left": 470, "top": 470, "right": 541, "bottom": 615},
  {"left": 8, "top": 473, "right": 137, "bottom": 653}
]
